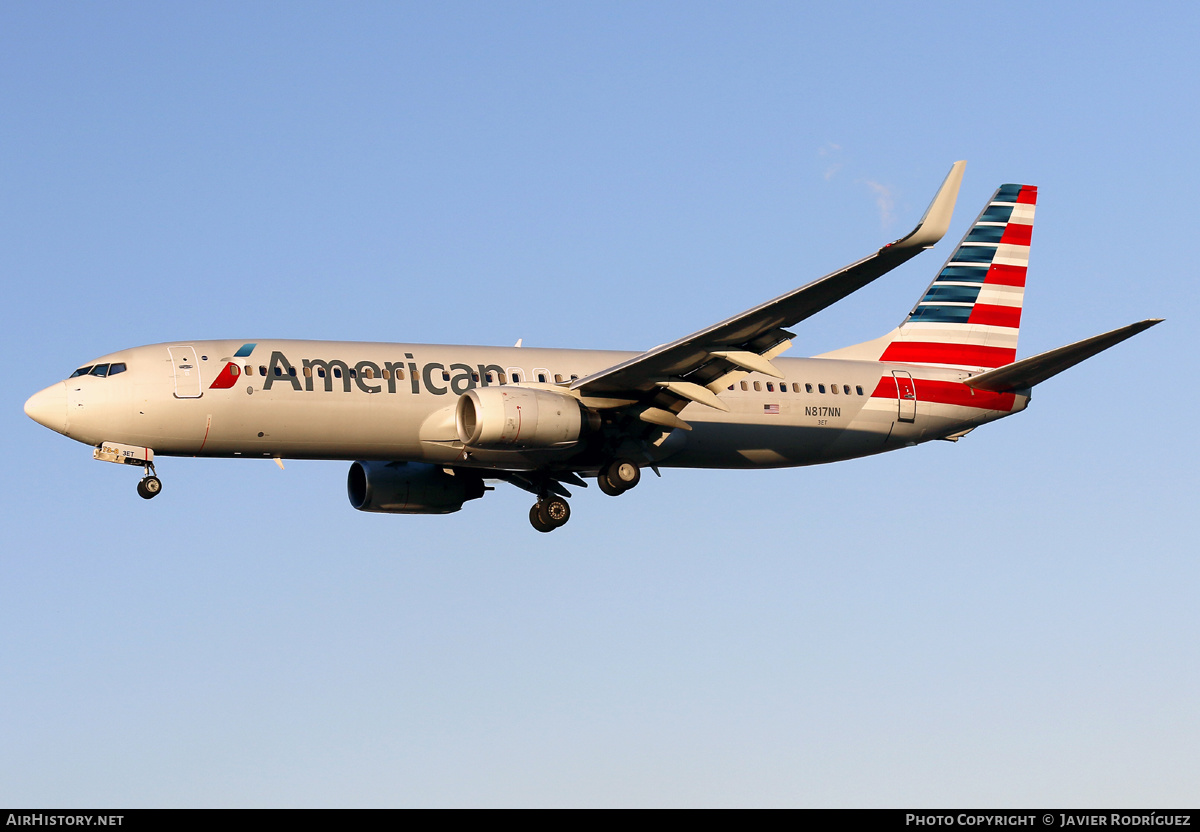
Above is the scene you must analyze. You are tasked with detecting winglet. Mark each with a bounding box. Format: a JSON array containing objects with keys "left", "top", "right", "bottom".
[
  {"left": 571, "top": 162, "right": 970, "bottom": 399},
  {"left": 887, "top": 160, "right": 966, "bottom": 252}
]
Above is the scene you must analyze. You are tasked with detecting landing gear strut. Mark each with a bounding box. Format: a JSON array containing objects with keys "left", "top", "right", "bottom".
[
  {"left": 92, "top": 442, "right": 161, "bottom": 500},
  {"left": 529, "top": 496, "right": 571, "bottom": 532},
  {"left": 137, "top": 462, "right": 162, "bottom": 500},
  {"left": 597, "top": 458, "right": 640, "bottom": 496}
]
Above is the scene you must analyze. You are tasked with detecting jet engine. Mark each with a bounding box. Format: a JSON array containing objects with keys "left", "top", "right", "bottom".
[
  {"left": 455, "top": 386, "right": 596, "bottom": 449},
  {"left": 347, "top": 461, "right": 485, "bottom": 514}
]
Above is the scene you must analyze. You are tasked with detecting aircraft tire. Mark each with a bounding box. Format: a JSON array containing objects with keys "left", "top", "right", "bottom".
[
  {"left": 607, "top": 459, "right": 641, "bottom": 491},
  {"left": 529, "top": 504, "right": 555, "bottom": 533},
  {"left": 137, "top": 476, "right": 162, "bottom": 500},
  {"left": 597, "top": 471, "right": 624, "bottom": 497},
  {"left": 542, "top": 497, "right": 570, "bottom": 528}
]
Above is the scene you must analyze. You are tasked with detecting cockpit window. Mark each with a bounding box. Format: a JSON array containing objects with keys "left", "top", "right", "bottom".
[{"left": 69, "top": 362, "right": 127, "bottom": 379}]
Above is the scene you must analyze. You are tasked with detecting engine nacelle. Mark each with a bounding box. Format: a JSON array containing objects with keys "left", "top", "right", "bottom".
[
  {"left": 347, "top": 461, "right": 485, "bottom": 514},
  {"left": 455, "top": 386, "right": 592, "bottom": 449}
]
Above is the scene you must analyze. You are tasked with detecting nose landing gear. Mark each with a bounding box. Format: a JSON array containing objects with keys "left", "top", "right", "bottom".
[
  {"left": 137, "top": 462, "right": 162, "bottom": 500},
  {"left": 137, "top": 475, "right": 162, "bottom": 499},
  {"left": 92, "top": 442, "right": 162, "bottom": 500}
]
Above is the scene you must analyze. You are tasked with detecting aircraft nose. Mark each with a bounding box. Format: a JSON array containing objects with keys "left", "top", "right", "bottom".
[{"left": 25, "top": 382, "right": 68, "bottom": 434}]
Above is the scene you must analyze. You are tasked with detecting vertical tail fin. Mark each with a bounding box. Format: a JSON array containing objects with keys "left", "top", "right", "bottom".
[{"left": 822, "top": 184, "right": 1037, "bottom": 369}]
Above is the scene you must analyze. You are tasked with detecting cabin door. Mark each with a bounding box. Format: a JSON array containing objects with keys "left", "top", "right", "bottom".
[
  {"left": 892, "top": 370, "right": 916, "bottom": 423},
  {"left": 169, "top": 346, "right": 203, "bottom": 399}
]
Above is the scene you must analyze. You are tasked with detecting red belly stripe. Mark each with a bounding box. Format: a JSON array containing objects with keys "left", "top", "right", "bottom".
[{"left": 870, "top": 378, "right": 1016, "bottom": 412}]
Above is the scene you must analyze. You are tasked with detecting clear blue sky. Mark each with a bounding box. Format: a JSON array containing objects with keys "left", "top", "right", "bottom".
[{"left": 2, "top": 1, "right": 1195, "bottom": 807}]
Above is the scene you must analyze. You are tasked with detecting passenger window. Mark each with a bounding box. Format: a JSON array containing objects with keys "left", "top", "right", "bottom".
[
  {"left": 318, "top": 368, "right": 326, "bottom": 378},
  {"left": 843, "top": 385, "right": 850, "bottom": 395},
  {"left": 70, "top": 366, "right": 94, "bottom": 378},
  {"left": 753, "top": 381, "right": 762, "bottom": 392},
  {"left": 498, "top": 372, "right": 507, "bottom": 384},
  {"left": 818, "top": 384, "right": 826, "bottom": 393},
  {"left": 792, "top": 383, "right": 800, "bottom": 393},
  {"left": 441, "top": 370, "right": 449, "bottom": 381},
  {"left": 108, "top": 363, "right": 126, "bottom": 376},
  {"left": 805, "top": 383, "right": 813, "bottom": 393},
  {"left": 554, "top": 374, "right": 563, "bottom": 383},
  {"left": 333, "top": 368, "right": 342, "bottom": 379},
  {"left": 740, "top": 381, "right": 749, "bottom": 391},
  {"left": 245, "top": 365, "right": 253, "bottom": 376},
  {"left": 349, "top": 368, "right": 358, "bottom": 379},
  {"left": 90, "top": 364, "right": 110, "bottom": 377},
  {"left": 512, "top": 374, "right": 521, "bottom": 383},
  {"left": 395, "top": 368, "right": 405, "bottom": 380},
  {"left": 259, "top": 366, "right": 267, "bottom": 376},
  {"left": 570, "top": 374, "right": 578, "bottom": 381},
  {"left": 766, "top": 382, "right": 775, "bottom": 392},
  {"left": 288, "top": 367, "right": 297, "bottom": 377},
  {"left": 831, "top": 384, "right": 839, "bottom": 394},
  {"left": 728, "top": 385, "right": 734, "bottom": 391},
  {"left": 363, "top": 368, "right": 374, "bottom": 379},
  {"left": 486, "top": 372, "right": 495, "bottom": 383},
  {"left": 856, "top": 385, "right": 864, "bottom": 396},
  {"left": 303, "top": 367, "right": 313, "bottom": 378},
  {"left": 537, "top": 373, "right": 547, "bottom": 383},
  {"left": 471, "top": 372, "right": 479, "bottom": 382}
]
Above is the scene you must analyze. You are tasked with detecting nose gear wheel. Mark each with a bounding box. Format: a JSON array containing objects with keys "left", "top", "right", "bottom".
[
  {"left": 137, "top": 475, "right": 162, "bottom": 499},
  {"left": 136, "top": 461, "right": 162, "bottom": 500}
]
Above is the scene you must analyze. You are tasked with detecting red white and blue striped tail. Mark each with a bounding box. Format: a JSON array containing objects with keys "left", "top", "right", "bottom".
[{"left": 823, "top": 183, "right": 1036, "bottom": 370}]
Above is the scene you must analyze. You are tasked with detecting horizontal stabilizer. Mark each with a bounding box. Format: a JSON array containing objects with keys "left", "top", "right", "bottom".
[{"left": 964, "top": 319, "right": 1163, "bottom": 393}]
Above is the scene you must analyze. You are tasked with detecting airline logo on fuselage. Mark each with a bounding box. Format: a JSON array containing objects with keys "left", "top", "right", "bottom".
[{"left": 211, "top": 350, "right": 517, "bottom": 397}]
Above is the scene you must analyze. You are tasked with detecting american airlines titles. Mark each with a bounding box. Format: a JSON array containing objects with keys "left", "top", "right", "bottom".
[{"left": 259, "top": 350, "right": 513, "bottom": 396}]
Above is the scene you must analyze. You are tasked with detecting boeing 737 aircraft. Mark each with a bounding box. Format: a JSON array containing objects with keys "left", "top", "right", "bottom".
[{"left": 24, "top": 162, "right": 1160, "bottom": 531}]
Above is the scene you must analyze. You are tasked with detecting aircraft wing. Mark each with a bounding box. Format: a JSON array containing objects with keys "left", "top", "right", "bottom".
[
  {"left": 963, "top": 319, "right": 1163, "bottom": 393},
  {"left": 570, "top": 161, "right": 966, "bottom": 417}
]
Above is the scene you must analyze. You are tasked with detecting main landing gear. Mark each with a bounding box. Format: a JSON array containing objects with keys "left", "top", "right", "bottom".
[
  {"left": 597, "top": 458, "right": 640, "bottom": 497},
  {"left": 524, "top": 458, "right": 641, "bottom": 532},
  {"left": 137, "top": 462, "right": 162, "bottom": 500},
  {"left": 529, "top": 496, "right": 571, "bottom": 533}
]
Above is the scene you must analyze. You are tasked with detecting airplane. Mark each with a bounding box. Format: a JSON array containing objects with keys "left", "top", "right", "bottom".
[{"left": 24, "top": 161, "right": 1161, "bottom": 532}]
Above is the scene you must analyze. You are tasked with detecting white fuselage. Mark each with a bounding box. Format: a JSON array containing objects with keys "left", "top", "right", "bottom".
[{"left": 32, "top": 339, "right": 1029, "bottom": 473}]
